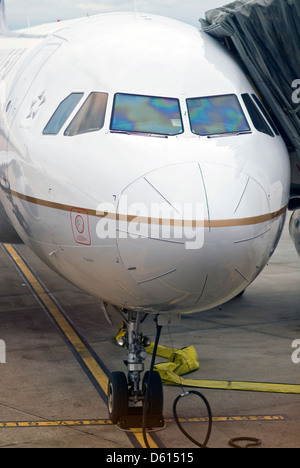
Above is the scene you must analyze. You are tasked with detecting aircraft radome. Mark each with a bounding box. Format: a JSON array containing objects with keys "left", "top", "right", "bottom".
[{"left": 0, "top": 0, "right": 291, "bottom": 429}]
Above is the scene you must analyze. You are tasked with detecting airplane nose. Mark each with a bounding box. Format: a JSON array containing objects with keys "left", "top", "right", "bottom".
[{"left": 116, "top": 162, "right": 272, "bottom": 312}]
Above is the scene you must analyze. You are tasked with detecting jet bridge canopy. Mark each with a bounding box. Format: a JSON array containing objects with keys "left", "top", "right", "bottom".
[{"left": 200, "top": 0, "right": 300, "bottom": 202}]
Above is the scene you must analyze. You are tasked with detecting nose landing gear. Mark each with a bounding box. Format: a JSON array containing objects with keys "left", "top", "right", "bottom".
[{"left": 108, "top": 310, "right": 164, "bottom": 429}]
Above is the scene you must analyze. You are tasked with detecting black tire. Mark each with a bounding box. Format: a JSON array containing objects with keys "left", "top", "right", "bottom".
[
  {"left": 108, "top": 372, "right": 128, "bottom": 424},
  {"left": 235, "top": 289, "right": 246, "bottom": 298},
  {"left": 142, "top": 371, "right": 163, "bottom": 417}
]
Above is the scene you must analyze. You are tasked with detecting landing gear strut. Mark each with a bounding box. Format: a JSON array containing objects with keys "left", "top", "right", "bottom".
[{"left": 108, "top": 310, "right": 164, "bottom": 429}]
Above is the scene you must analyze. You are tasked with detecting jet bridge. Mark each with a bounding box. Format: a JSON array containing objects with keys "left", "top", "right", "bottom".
[{"left": 201, "top": 0, "right": 300, "bottom": 208}]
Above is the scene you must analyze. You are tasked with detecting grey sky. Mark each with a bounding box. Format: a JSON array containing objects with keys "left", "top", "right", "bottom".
[{"left": 5, "top": 0, "right": 228, "bottom": 30}]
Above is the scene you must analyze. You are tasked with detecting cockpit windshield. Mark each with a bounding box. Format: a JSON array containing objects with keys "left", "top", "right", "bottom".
[
  {"left": 187, "top": 94, "right": 251, "bottom": 136},
  {"left": 43, "top": 92, "right": 252, "bottom": 139},
  {"left": 110, "top": 93, "right": 183, "bottom": 136}
]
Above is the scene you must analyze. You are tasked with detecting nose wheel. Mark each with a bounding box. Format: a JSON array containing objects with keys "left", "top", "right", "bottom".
[
  {"left": 108, "top": 372, "right": 128, "bottom": 425},
  {"left": 142, "top": 370, "right": 164, "bottom": 418},
  {"left": 108, "top": 310, "right": 164, "bottom": 429}
]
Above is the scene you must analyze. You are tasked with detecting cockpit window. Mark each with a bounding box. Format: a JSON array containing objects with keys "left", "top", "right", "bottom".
[
  {"left": 241, "top": 94, "right": 274, "bottom": 137},
  {"left": 43, "top": 93, "right": 83, "bottom": 135},
  {"left": 65, "top": 92, "right": 108, "bottom": 136},
  {"left": 186, "top": 94, "right": 251, "bottom": 136},
  {"left": 251, "top": 94, "right": 280, "bottom": 136},
  {"left": 110, "top": 93, "right": 183, "bottom": 136}
]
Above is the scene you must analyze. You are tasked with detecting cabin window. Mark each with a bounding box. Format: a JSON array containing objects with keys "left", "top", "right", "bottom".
[
  {"left": 186, "top": 94, "right": 251, "bottom": 136},
  {"left": 43, "top": 93, "right": 83, "bottom": 135},
  {"left": 65, "top": 92, "right": 108, "bottom": 136},
  {"left": 110, "top": 93, "right": 183, "bottom": 136},
  {"left": 241, "top": 94, "right": 274, "bottom": 137}
]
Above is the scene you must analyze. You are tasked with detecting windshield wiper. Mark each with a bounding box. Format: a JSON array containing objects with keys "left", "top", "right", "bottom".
[
  {"left": 109, "top": 130, "right": 169, "bottom": 138},
  {"left": 207, "top": 131, "right": 252, "bottom": 138}
]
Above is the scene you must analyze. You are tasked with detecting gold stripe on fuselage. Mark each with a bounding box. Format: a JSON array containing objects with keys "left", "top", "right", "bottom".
[{"left": 7, "top": 188, "right": 287, "bottom": 228}]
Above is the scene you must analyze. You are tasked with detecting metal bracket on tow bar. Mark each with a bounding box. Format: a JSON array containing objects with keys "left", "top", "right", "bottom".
[{"left": 157, "top": 313, "right": 181, "bottom": 327}]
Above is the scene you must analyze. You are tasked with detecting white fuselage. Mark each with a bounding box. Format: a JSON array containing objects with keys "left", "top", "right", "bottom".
[{"left": 0, "top": 13, "right": 291, "bottom": 314}]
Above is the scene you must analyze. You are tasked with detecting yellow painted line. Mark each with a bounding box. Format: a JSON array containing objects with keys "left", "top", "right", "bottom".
[
  {"left": 0, "top": 419, "right": 113, "bottom": 428},
  {"left": 3, "top": 244, "right": 159, "bottom": 449},
  {"left": 4, "top": 244, "right": 109, "bottom": 396},
  {"left": 130, "top": 431, "right": 160, "bottom": 449},
  {"left": 0, "top": 414, "right": 287, "bottom": 429},
  {"left": 166, "top": 415, "right": 287, "bottom": 423}
]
